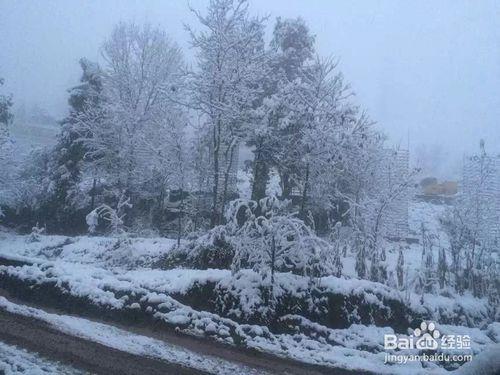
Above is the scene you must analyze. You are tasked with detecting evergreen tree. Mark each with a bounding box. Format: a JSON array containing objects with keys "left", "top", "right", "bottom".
[
  {"left": 248, "top": 17, "right": 315, "bottom": 202},
  {"left": 43, "top": 59, "right": 104, "bottom": 232}
]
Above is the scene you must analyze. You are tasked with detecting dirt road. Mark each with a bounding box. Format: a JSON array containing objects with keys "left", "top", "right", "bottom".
[{"left": 0, "top": 307, "right": 206, "bottom": 375}]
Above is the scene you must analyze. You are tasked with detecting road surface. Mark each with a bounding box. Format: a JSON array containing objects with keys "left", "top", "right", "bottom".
[{"left": 0, "top": 307, "right": 205, "bottom": 375}]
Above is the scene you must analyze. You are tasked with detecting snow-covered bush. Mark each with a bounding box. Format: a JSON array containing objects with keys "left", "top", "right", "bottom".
[
  {"left": 229, "top": 197, "right": 335, "bottom": 281},
  {"left": 26, "top": 223, "right": 45, "bottom": 243},
  {"left": 86, "top": 193, "right": 132, "bottom": 235},
  {"left": 160, "top": 197, "right": 335, "bottom": 279},
  {"left": 160, "top": 225, "right": 234, "bottom": 270}
]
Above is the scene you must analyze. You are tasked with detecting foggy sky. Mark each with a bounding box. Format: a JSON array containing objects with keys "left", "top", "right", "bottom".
[{"left": 1, "top": 0, "right": 500, "bottom": 177}]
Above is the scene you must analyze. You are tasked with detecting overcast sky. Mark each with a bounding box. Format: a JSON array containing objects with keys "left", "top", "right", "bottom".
[{"left": 1, "top": 0, "right": 499, "bottom": 176}]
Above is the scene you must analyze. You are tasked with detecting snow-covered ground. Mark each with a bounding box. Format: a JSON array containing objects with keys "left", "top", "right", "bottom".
[
  {"left": 0, "top": 232, "right": 177, "bottom": 269},
  {"left": 0, "top": 253, "right": 495, "bottom": 373},
  {"left": 0, "top": 201, "right": 452, "bottom": 280},
  {"left": 0, "top": 250, "right": 490, "bottom": 328},
  {"left": 0, "top": 200, "right": 456, "bottom": 295},
  {"left": 0, "top": 340, "right": 83, "bottom": 375},
  {"left": 0, "top": 201, "right": 497, "bottom": 374}
]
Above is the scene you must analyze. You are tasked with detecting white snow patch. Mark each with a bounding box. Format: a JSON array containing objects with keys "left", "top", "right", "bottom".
[{"left": 0, "top": 340, "right": 83, "bottom": 374}]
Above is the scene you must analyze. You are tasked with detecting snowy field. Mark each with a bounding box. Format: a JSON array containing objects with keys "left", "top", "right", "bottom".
[{"left": 0, "top": 201, "right": 450, "bottom": 279}]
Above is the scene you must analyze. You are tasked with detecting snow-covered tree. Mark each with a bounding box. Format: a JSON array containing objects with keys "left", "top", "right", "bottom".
[
  {"left": 229, "top": 197, "right": 334, "bottom": 290},
  {"left": 12, "top": 148, "right": 51, "bottom": 216},
  {"left": 0, "top": 77, "right": 16, "bottom": 214},
  {"left": 150, "top": 120, "right": 192, "bottom": 244},
  {"left": 76, "top": 22, "right": 186, "bottom": 229},
  {"left": 442, "top": 206, "right": 468, "bottom": 294},
  {"left": 351, "top": 148, "right": 416, "bottom": 282},
  {"left": 354, "top": 237, "right": 368, "bottom": 279},
  {"left": 27, "top": 222, "right": 45, "bottom": 243},
  {"left": 282, "top": 57, "right": 357, "bottom": 221},
  {"left": 249, "top": 18, "right": 384, "bottom": 236},
  {"left": 369, "top": 248, "right": 385, "bottom": 283},
  {"left": 486, "top": 259, "right": 499, "bottom": 314},
  {"left": 247, "top": 17, "right": 315, "bottom": 202},
  {"left": 418, "top": 224, "right": 436, "bottom": 294},
  {"left": 330, "top": 222, "right": 344, "bottom": 278},
  {"left": 0, "top": 116, "right": 14, "bottom": 192},
  {"left": 187, "top": 0, "right": 267, "bottom": 226},
  {"left": 59, "top": 58, "right": 103, "bottom": 205},
  {"left": 379, "top": 247, "right": 388, "bottom": 282},
  {"left": 34, "top": 59, "right": 105, "bottom": 231},
  {"left": 189, "top": 129, "right": 215, "bottom": 231}
]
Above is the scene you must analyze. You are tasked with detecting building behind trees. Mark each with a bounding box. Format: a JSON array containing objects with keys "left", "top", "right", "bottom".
[{"left": 462, "top": 151, "right": 500, "bottom": 244}]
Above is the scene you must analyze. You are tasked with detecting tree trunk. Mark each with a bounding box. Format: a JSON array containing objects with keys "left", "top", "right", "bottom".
[
  {"left": 210, "top": 121, "right": 221, "bottom": 228},
  {"left": 177, "top": 191, "right": 184, "bottom": 247},
  {"left": 220, "top": 142, "right": 236, "bottom": 223},
  {"left": 270, "top": 234, "right": 276, "bottom": 305},
  {"left": 251, "top": 142, "right": 269, "bottom": 202},
  {"left": 299, "top": 164, "right": 310, "bottom": 220},
  {"left": 90, "top": 178, "right": 97, "bottom": 210},
  {"left": 280, "top": 172, "right": 292, "bottom": 200}
]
